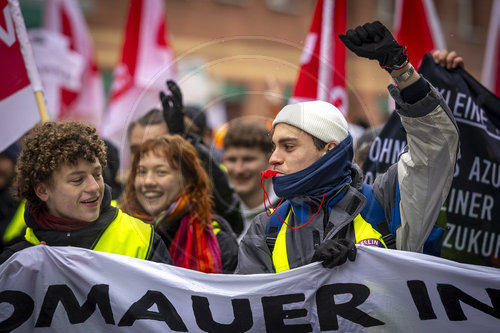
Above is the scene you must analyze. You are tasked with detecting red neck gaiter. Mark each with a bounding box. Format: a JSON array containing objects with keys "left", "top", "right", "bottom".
[{"left": 31, "top": 206, "right": 94, "bottom": 231}]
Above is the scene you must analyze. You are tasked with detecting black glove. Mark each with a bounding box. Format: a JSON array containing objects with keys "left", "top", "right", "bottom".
[
  {"left": 311, "top": 239, "right": 357, "bottom": 268},
  {"left": 338, "top": 21, "right": 408, "bottom": 72},
  {"left": 160, "top": 80, "right": 185, "bottom": 135}
]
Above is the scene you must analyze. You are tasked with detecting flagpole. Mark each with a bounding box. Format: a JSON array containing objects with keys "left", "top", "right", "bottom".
[
  {"left": 33, "top": 91, "right": 50, "bottom": 123},
  {"left": 318, "top": 0, "right": 333, "bottom": 101},
  {"left": 8, "top": 0, "right": 50, "bottom": 123}
]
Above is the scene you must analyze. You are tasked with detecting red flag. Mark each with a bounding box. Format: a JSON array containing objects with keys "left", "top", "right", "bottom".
[
  {"left": 482, "top": 0, "right": 500, "bottom": 97},
  {"left": 40, "top": 0, "right": 104, "bottom": 128},
  {"left": 101, "top": 0, "right": 176, "bottom": 152},
  {"left": 0, "top": 0, "right": 41, "bottom": 152},
  {"left": 291, "top": 0, "right": 347, "bottom": 116},
  {"left": 393, "top": 0, "right": 445, "bottom": 69}
]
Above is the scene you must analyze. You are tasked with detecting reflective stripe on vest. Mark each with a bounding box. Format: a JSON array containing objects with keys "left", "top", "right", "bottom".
[
  {"left": 352, "top": 214, "right": 387, "bottom": 248},
  {"left": 3, "top": 199, "right": 26, "bottom": 243},
  {"left": 24, "top": 209, "right": 154, "bottom": 260},
  {"left": 271, "top": 209, "right": 292, "bottom": 272},
  {"left": 272, "top": 212, "right": 386, "bottom": 273},
  {"left": 212, "top": 220, "right": 221, "bottom": 236}
]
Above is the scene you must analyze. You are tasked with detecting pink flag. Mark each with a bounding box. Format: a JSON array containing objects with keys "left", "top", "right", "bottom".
[
  {"left": 101, "top": 0, "right": 176, "bottom": 152},
  {"left": 291, "top": 0, "right": 347, "bottom": 116},
  {"left": 0, "top": 0, "right": 41, "bottom": 152},
  {"left": 40, "top": 0, "right": 104, "bottom": 128},
  {"left": 482, "top": 0, "right": 500, "bottom": 97},
  {"left": 393, "top": 0, "right": 445, "bottom": 69}
]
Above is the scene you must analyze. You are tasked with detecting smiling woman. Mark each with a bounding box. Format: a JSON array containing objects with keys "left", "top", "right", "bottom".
[
  {"left": 134, "top": 152, "right": 184, "bottom": 218},
  {"left": 120, "top": 135, "right": 238, "bottom": 273}
]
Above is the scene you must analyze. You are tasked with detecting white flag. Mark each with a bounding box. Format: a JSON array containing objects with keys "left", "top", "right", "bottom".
[
  {"left": 0, "top": 0, "right": 41, "bottom": 152},
  {"left": 40, "top": 0, "right": 105, "bottom": 128}
]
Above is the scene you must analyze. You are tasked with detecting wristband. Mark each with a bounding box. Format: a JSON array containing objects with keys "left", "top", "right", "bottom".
[{"left": 393, "top": 64, "right": 415, "bottom": 84}]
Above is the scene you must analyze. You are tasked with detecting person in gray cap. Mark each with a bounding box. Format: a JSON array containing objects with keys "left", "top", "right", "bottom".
[{"left": 235, "top": 21, "right": 459, "bottom": 274}]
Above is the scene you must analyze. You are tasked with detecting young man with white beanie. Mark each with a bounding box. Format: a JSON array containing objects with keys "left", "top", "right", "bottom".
[{"left": 235, "top": 21, "right": 459, "bottom": 274}]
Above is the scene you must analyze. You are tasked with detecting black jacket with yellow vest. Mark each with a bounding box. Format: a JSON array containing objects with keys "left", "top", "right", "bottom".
[{"left": 0, "top": 185, "right": 172, "bottom": 265}]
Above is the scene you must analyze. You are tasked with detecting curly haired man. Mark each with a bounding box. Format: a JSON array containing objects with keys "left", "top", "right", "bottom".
[{"left": 0, "top": 122, "right": 172, "bottom": 264}]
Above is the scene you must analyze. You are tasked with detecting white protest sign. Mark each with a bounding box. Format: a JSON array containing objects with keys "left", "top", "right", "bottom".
[{"left": 1, "top": 245, "right": 499, "bottom": 332}]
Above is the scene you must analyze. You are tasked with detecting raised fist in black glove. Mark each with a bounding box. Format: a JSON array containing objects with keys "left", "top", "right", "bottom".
[
  {"left": 339, "top": 21, "right": 408, "bottom": 72},
  {"left": 160, "top": 80, "right": 185, "bottom": 135},
  {"left": 311, "top": 239, "right": 357, "bottom": 268}
]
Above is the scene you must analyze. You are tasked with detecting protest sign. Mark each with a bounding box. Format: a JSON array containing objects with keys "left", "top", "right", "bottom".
[{"left": 1, "top": 245, "right": 500, "bottom": 332}]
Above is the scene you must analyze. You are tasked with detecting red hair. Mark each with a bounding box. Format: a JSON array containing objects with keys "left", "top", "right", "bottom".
[{"left": 121, "top": 135, "right": 213, "bottom": 226}]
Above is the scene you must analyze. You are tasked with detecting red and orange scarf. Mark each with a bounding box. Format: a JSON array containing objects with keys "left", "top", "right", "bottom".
[
  {"left": 169, "top": 213, "right": 222, "bottom": 273},
  {"left": 127, "top": 196, "right": 222, "bottom": 273}
]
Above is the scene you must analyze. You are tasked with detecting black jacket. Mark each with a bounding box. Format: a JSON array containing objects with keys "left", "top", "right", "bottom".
[{"left": 0, "top": 188, "right": 20, "bottom": 251}]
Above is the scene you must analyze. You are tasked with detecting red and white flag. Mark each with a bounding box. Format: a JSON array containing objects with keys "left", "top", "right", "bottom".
[
  {"left": 0, "top": 0, "right": 42, "bottom": 152},
  {"left": 39, "top": 0, "right": 104, "bottom": 128},
  {"left": 101, "top": 0, "right": 176, "bottom": 153},
  {"left": 481, "top": 0, "right": 500, "bottom": 97},
  {"left": 290, "top": 0, "right": 347, "bottom": 116},
  {"left": 393, "top": 0, "right": 445, "bottom": 69}
]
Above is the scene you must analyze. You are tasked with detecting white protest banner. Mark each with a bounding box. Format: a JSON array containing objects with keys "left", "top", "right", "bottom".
[
  {"left": 1, "top": 245, "right": 500, "bottom": 332},
  {"left": 0, "top": 0, "right": 43, "bottom": 152}
]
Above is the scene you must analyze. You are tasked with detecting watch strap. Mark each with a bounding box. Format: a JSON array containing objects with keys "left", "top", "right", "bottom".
[{"left": 393, "top": 64, "right": 415, "bottom": 84}]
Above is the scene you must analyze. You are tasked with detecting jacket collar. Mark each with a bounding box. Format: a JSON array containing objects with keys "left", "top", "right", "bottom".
[{"left": 24, "top": 184, "right": 118, "bottom": 248}]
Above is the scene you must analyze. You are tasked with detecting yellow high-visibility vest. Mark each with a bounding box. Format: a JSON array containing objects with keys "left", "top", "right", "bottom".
[
  {"left": 4, "top": 199, "right": 118, "bottom": 243},
  {"left": 272, "top": 211, "right": 386, "bottom": 273},
  {"left": 3, "top": 199, "right": 27, "bottom": 243},
  {"left": 24, "top": 209, "right": 154, "bottom": 260}
]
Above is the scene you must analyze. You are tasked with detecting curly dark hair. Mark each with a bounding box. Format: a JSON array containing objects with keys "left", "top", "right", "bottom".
[{"left": 15, "top": 121, "right": 107, "bottom": 208}]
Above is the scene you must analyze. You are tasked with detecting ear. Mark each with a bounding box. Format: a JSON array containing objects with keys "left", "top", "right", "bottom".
[
  {"left": 326, "top": 142, "right": 338, "bottom": 151},
  {"left": 34, "top": 183, "right": 50, "bottom": 202}
]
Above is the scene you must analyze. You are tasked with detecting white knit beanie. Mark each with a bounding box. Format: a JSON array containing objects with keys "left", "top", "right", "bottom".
[{"left": 272, "top": 101, "right": 348, "bottom": 143}]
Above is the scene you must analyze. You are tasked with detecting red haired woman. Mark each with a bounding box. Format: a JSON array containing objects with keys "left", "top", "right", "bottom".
[{"left": 121, "top": 135, "right": 238, "bottom": 273}]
